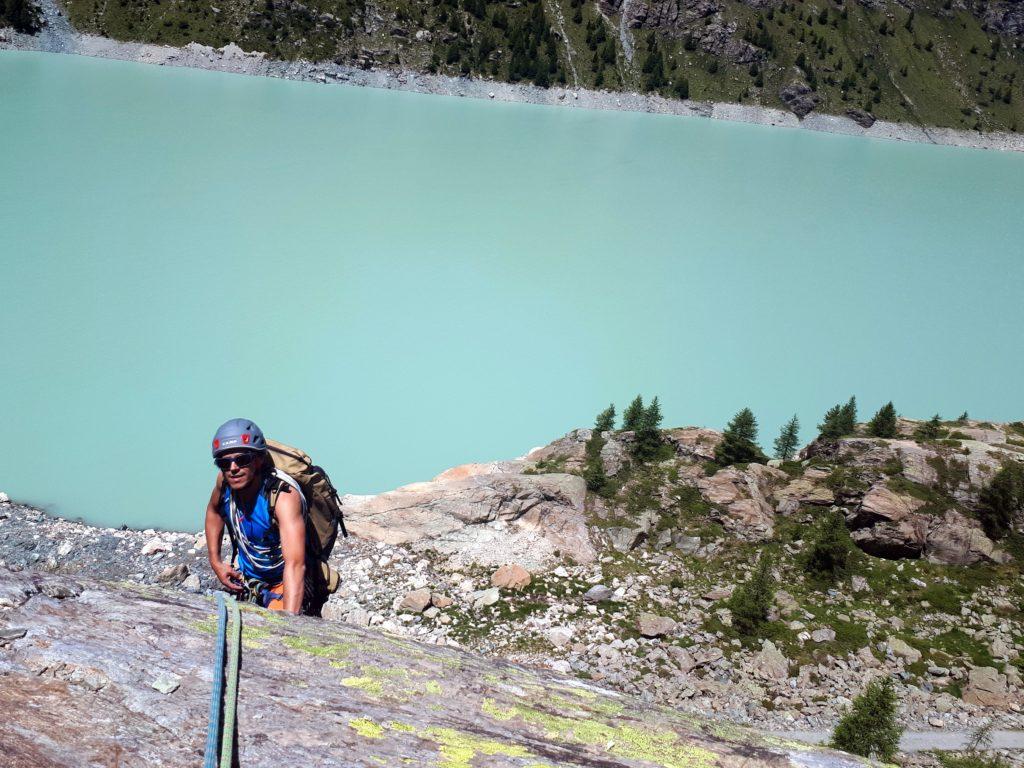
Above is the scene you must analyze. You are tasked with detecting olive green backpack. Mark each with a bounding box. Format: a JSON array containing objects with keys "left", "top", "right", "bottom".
[{"left": 265, "top": 439, "right": 348, "bottom": 594}]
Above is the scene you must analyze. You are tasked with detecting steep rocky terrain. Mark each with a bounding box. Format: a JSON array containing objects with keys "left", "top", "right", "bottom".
[
  {"left": 0, "top": 568, "right": 869, "bottom": 767},
  {"left": 11, "top": 0, "right": 1023, "bottom": 131},
  {"left": 1, "top": 414, "right": 1022, "bottom": 756}
]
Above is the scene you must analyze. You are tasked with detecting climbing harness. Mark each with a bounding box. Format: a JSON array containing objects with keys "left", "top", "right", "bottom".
[{"left": 204, "top": 592, "right": 242, "bottom": 768}]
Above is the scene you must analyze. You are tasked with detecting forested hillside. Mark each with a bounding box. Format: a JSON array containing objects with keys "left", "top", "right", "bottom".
[{"left": 56, "top": 0, "right": 1024, "bottom": 130}]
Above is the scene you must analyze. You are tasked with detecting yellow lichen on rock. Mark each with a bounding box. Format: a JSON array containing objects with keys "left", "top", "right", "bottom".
[
  {"left": 424, "top": 726, "right": 532, "bottom": 768},
  {"left": 482, "top": 699, "right": 717, "bottom": 768},
  {"left": 349, "top": 718, "right": 386, "bottom": 739}
]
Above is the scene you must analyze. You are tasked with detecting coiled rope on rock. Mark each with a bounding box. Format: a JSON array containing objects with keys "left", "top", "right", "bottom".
[{"left": 204, "top": 592, "right": 242, "bottom": 768}]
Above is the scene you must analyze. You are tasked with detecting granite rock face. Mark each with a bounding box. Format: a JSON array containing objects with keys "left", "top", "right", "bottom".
[
  {"left": 0, "top": 568, "right": 868, "bottom": 768},
  {"left": 341, "top": 470, "right": 595, "bottom": 570}
]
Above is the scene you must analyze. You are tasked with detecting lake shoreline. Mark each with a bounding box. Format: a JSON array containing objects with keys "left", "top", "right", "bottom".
[{"left": 3, "top": 0, "right": 1023, "bottom": 154}]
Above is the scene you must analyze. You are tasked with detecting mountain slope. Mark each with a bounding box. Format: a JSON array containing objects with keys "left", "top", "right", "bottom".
[{"left": 52, "top": 0, "right": 1024, "bottom": 130}]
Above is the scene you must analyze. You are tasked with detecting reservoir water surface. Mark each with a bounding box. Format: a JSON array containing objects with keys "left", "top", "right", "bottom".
[{"left": 2, "top": 50, "right": 1023, "bottom": 530}]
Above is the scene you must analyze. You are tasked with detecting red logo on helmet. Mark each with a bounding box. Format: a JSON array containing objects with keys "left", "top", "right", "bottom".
[
  {"left": 242, "top": 434, "right": 250, "bottom": 444},
  {"left": 213, "top": 438, "right": 220, "bottom": 449}
]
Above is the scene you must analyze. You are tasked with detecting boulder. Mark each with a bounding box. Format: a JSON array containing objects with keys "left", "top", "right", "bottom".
[
  {"left": 637, "top": 613, "right": 676, "bottom": 638},
  {"left": 341, "top": 471, "right": 594, "bottom": 570},
  {"left": 140, "top": 538, "right": 172, "bottom": 556},
  {"left": 751, "top": 641, "right": 789, "bottom": 681},
  {"left": 156, "top": 564, "right": 189, "bottom": 585},
  {"left": 845, "top": 108, "right": 876, "bottom": 128},
  {"left": 430, "top": 593, "right": 453, "bottom": 609},
  {"left": 546, "top": 627, "right": 574, "bottom": 647},
  {"left": 472, "top": 587, "right": 501, "bottom": 610},
  {"left": 491, "top": 564, "right": 532, "bottom": 591},
  {"left": 886, "top": 636, "right": 922, "bottom": 664},
  {"left": 810, "top": 628, "right": 835, "bottom": 643},
  {"left": 672, "top": 533, "right": 701, "bottom": 555},
  {"left": 925, "top": 510, "right": 1008, "bottom": 565},
  {"left": 398, "top": 588, "right": 432, "bottom": 613},
  {"left": 962, "top": 666, "right": 1010, "bottom": 707},
  {"left": 606, "top": 526, "right": 647, "bottom": 553},
  {"left": 584, "top": 585, "right": 614, "bottom": 603}
]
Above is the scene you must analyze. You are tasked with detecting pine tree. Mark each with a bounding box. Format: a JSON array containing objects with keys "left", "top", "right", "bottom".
[
  {"left": 839, "top": 396, "right": 858, "bottom": 434},
  {"left": 632, "top": 396, "right": 664, "bottom": 461},
  {"left": 715, "top": 408, "right": 767, "bottom": 466},
  {"left": 773, "top": 414, "right": 801, "bottom": 460},
  {"left": 622, "top": 395, "right": 645, "bottom": 432},
  {"left": 818, "top": 396, "right": 857, "bottom": 439},
  {"left": 801, "top": 512, "right": 855, "bottom": 586},
  {"left": 726, "top": 554, "right": 775, "bottom": 637},
  {"left": 830, "top": 677, "right": 903, "bottom": 761},
  {"left": 594, "top": 403, "right": 616, "bottom": 433},
  {"left": 867, "top": 402, "right": 898, "bottom": 438}
]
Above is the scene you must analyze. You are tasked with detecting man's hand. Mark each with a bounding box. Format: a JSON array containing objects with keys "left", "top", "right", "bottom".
[{"left": 212, "top": 560, "right": 244, "bottom": 592}]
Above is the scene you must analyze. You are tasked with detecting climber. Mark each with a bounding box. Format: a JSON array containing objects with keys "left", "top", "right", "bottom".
[{"left": 204, "top": 418, "right": 312, "bottom": 615}]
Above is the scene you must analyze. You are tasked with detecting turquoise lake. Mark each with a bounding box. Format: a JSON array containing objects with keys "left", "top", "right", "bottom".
[{"left": 1, "top": 50, "right": 1023, "bottom": 531}]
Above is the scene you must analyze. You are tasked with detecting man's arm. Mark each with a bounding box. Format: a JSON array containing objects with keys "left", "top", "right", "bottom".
[
  {"left": 274, "top": 487, "right": 307, "bottom": 614},
  {"left": 205, "top": 475, "right": 242, "bottom": 592}
]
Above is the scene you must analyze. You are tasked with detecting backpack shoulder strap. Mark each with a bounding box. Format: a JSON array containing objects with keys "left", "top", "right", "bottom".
[{"left": 266, "top": 468, "right": 307, "bottom": 514}]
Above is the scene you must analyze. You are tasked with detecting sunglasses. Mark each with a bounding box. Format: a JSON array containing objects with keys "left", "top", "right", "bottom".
[{"left": 214, "top": 452, "right": 259, "bottom": 471}]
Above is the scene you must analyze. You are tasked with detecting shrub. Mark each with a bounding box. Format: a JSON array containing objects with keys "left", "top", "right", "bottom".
[
  {"left": 978, "top": 463, "right": 1024, "bottom": 540},
  {"left": 715, "top": 408, "right": 767, "bottom": 466},
  {"left": 801, "top": 512, "right": 855, "bottom": 586},
  {"left": 726, "top": 554, "right": 774, "bottom": 637},
  {"left": 919, "top": 583, "right": 963, "bottom": 614},
  {"left": 830, "top": 676, "right": 903, "bottom": 761},
  {"left": 914, "top": 414, "right": 944, "bottom": 441}
]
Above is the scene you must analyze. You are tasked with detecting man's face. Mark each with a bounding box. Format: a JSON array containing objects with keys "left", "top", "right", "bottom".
[{"left": 216, "top": 450, "right": 263, "bottom": 491}]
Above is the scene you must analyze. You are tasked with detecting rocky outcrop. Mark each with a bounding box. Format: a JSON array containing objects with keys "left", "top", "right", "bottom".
[
  {"left": 0, "top": 568, "right": 868, "bottom": 768},
  {"left": 664, "top": 427, "right": 723, "bottom": 462},
  {"left": 342, "top": 470, "right": 595, "bottom": 570},
  {"left": 804, "top": 433, "right": 1017, "bottom": 505},
  {"left": 925, "top": 510, "right": 1009, "bottom": 565},
  {"left": 847, "top": 483, "right": 1008, "bottom": 563},
  {"left": 779, "top": 82, "right": 821, "bottom": 118},
  {"left": 697, "top": 464, "right": 787, "bottom": 540}
]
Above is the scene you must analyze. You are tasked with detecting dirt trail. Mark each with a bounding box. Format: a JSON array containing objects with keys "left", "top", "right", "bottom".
[{"left": 771, "top": 730, "right": 1024, "bottom": 753}]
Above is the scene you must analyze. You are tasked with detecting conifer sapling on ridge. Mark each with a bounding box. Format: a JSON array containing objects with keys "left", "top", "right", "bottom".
[
  {"left": 622, "top": 395, "right": 645, "bottom": 432},
  {"left": 773, "top": 414, "right": 800, "bottom": 461},
  {"left": 715, "top": 407, "right": 767, "bottom": 466}
]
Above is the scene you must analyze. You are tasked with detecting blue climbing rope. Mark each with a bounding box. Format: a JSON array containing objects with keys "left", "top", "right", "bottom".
[
  {"left": 220, "top": 597, "right": 242, "bottom": 768},
  {"left": 203, "top": 593, "right": 228, "bottom": 768}
]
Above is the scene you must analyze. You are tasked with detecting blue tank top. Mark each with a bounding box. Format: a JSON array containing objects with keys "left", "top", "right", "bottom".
[{"left": 220, "top": 476, "right": 284, "bottom": 585}]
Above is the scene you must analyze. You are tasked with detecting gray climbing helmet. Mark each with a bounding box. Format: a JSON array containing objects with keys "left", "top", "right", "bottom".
[{"left": 211, "top": 418, "right": 267, "bottom": 457}]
